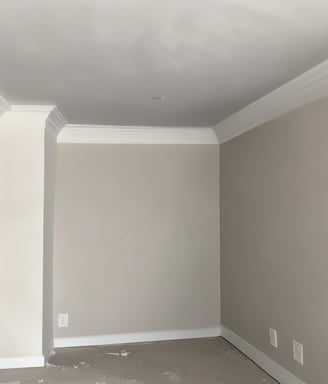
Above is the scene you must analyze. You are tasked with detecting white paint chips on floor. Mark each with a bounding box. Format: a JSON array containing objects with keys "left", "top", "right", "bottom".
[
  {"left": 107, "top": 349, "right": 131, "bottom": 357},
  {"left": 0, "top": 338, "right": 278, "bottom": 384}
]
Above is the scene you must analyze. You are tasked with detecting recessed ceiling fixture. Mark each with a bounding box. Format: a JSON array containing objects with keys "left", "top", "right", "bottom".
[{"left": 152, "top": 96, "right": 166, "bottom": 101}]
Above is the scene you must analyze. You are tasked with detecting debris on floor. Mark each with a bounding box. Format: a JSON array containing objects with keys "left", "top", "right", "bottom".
[
  {"left": 107, "top": 349, "right": 131, "bottom": 358},
  {"left": 0, "top": 337, "right": 278, "bottom": 384}
]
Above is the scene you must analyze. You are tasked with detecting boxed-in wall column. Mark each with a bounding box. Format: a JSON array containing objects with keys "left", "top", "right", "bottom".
[{"left": 0, "top": 107, "right": 65, "bottom": 369}]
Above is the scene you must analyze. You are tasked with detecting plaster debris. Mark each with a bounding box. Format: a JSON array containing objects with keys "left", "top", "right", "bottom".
[
  {"left": 163, "top": 371, "right": 181, "bottom": 382},
  {"left": 71, "top": 362, "right": 90, "bottom": 368},
  {"left": 49, "top": 350, "right": 56, "bottom": 357},
  {"left": 107, "top": 349, "right": 131, "bottom": 357},
  {"left": 120, "top": 349, "right": 131, "bottom": 357},
  {"left": 46, "top": 363, "right": 61, "bottom": 368},
  {"left": 1, "top": 339, "right": 278, "bottom": 384}
]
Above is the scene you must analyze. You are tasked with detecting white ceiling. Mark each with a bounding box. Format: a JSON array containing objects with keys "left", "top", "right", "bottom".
[{"left": 1, "top": 0, "right": 328, "bottom": 127}]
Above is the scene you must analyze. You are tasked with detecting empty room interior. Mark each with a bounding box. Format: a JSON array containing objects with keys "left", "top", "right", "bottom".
[{"left": 1, "top": 1, "right": 328, "bottom": 383}]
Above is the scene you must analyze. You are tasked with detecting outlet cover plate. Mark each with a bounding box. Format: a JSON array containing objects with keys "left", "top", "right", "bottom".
[
  {"left": 293, "top": 340, "right": 304, "bottom": 365},
  {"left": 269, "top": 328, "right": 278, "bottom": 348},
  {"left": 58, "top": 313, "right": 69, "bottom": 328}
]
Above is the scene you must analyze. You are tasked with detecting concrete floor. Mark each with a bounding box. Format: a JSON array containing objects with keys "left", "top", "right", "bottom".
[{"left": 0, "top": 337, "right": 278, "bottom": 384}]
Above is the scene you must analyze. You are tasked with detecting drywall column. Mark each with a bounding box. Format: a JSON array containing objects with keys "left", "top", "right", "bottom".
[
  {"left": 0, "top": 109, "right": 60, "bottom": 368},
  {"left": 42, "top": 118, "right": 60, "bottom": 362}
]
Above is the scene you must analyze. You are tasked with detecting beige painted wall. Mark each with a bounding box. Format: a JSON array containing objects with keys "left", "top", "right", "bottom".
[
  {"left": 221, "top": 96, "right": 328, "bottom": 384},
  {"left": 54, "top": 144, "right": 220, "bottom": 338},
  {"left": 0, "top": 111, "right": 47, "bottom": 359}
]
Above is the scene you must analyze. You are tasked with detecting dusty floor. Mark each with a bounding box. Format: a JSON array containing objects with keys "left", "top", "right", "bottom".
[{"left": 0, "top": 337, "right": 278, "bottom": 384}]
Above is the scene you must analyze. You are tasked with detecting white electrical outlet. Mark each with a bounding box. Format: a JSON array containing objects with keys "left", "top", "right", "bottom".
[
  {"left": 293, "top": 341, "right": 304, "bottom": 365},
  {"left": 58, "top": 313, "right": 69, "bottom": 328},
  {"left": 269, "top": 328, "right": 278, "bottom": 348}
]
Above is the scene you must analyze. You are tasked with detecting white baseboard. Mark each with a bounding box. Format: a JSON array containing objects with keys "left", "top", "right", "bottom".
[
  {"left": 221, "top": 325, "right": 306, "bottom": 384},
  {"left": 55, "top": 325, "right": 306, "bottom": 384},
  {"left": 0, "top": 355, "right": 44, "bottom": 369},
  {"left": 54, "top": 327, "right": 221, "bottom": 348}
]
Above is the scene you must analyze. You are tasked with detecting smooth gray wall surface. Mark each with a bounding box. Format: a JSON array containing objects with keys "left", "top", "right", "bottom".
[
  {"left": 221, "top": 96, "right": 328, "bottom": 384},
  {"left": 54, "top": 144, "right": 219, "bottom": 338}
]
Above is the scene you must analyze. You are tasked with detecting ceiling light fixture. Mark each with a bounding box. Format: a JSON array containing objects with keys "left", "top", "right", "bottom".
[{"left": 152, "top": 95, "right": 166, "bottom": 101}]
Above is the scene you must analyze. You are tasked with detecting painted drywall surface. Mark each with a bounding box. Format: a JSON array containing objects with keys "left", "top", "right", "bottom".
[
  {"left": 221, "top": 95, "right": 328, "bottom": 384},
  {"left": 54, "top": 144, "right": 219, "bottom": 337},
  {"left": 42, "top": 123, "right": 58, "bottom": 359},
  {"left": 0, "top": 111, "right": 48, "bottom": 358}
]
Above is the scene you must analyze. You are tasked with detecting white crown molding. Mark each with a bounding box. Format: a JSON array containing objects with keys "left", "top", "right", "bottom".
[
  {"left": 5, "top": 57, "right": 328, "bottom": 144},
  {"left": 1, "top": 102, "right": 61, "bottom": 118},
  {"left": 54, "top": 327, "right": 221, "bottom": 348},
  {"left": 57, "top": 125, "right": 218, "bottom": 144},
  {"left": 11, "top": 105, "right": 56, "bottom": 113},
  {"left": 0, "top": 94, "right": 11, "bottom": 116},
  {"left": 10, "top": 104, "right": 67, "bottom": 136},
  {"left": 215, "top": 58, "right": 328, "bottom": 143},
  {"left": 221, "top": 326, "right": 306, "bottom": 384},
  {"left": 0, "top": 355, "right": 44, "bottom": 369},
  {"left": 47, "top": 107, "right": 67, "bottom": 137}
]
